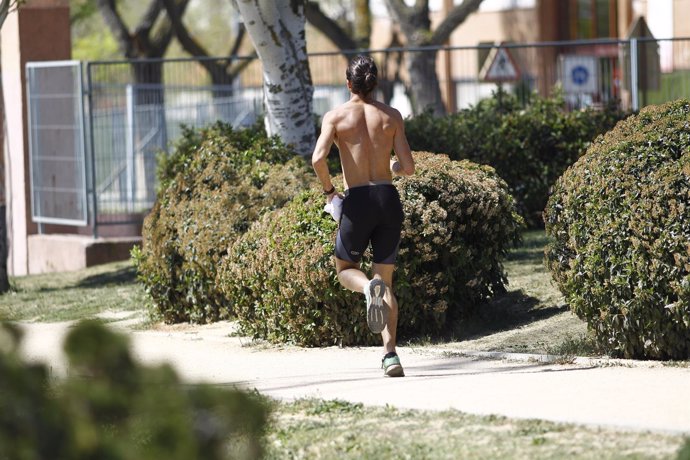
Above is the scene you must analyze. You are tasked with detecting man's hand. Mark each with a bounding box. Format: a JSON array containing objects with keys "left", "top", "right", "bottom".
[
  {"left": 326, "top": 191, "right": 343, "bottom": 204},
  {"left": 390, "top": 159, "right": 402, "bottom": 176}
]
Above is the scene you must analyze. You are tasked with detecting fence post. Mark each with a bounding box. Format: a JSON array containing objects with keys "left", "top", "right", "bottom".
[
  {"left": 126, "top": 84, "right": 135, "bottom": 213},
  {"left": 86, "top": 62, "right": 99, "bottom": 239},
  {"left": 630, "top": 37, "right": 639, "bottom": 111}
]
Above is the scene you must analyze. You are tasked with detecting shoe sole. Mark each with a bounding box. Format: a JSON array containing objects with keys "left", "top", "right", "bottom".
[
  {"left": 384, "top": 364, "right": 405, "bottom": 377},
  {"left": 366, "top": 279, "right": 388, "bottom": 334}
]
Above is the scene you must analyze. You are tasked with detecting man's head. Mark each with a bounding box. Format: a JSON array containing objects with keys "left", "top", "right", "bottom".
[{"left": 346, "top": 55, "right": 378, "bottom": 96}]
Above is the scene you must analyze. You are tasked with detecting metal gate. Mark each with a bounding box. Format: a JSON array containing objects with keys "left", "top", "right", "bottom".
[{"left": 26, "top": 61, "right": 88, "bottom": 226}]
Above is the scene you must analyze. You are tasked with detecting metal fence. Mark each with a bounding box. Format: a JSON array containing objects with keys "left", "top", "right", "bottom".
[{"left": 25, "top": 37, "right": 690, "bottom": 236}]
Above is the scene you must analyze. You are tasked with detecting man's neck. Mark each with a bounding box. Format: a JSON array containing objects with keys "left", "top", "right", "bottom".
[{"left": 351, "top": 93, "right": 374, "bottom": 104}]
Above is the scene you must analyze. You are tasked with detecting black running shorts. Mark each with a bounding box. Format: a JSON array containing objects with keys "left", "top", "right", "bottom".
[{"left": 335, "top": 183, "right": 404, "bottom": 264}]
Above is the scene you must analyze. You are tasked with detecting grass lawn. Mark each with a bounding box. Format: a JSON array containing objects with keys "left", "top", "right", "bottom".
[
  {"left": 3, "top": 231, "right": 689, "bottom": 459},
  {"left": 441, "top": 230, "right": 595, "bottom": 356},
  {"left": 0, "top": 259, "right": 145, "bottom": 322},
  {"left": 265, "top": 399, "right": 689, "bottom": 460}
]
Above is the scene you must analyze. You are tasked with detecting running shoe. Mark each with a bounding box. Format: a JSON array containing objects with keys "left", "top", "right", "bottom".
[
  {"left": 382, "top": 351, "right": 405, "bottom": 377},
  {"left": 364, "top": 278, "right": 388, "bottom": 334}
]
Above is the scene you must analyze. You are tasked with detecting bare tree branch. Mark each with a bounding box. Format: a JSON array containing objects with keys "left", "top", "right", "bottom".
[
  {"left": 135, "top": 0, "right": 164, "bottom": 37},
  {"left": 227, "top": 24, "right": 246, "bottom": 57},
  {"left": 161, "top": 0, "right": 208, "bottom": 57},
  {"left": 96, "top": 0, "right": 136, "bottom": 57},
  {"left": 429, "top": 0, "right": 484, "bottom": 46},
  {"left": 384, "top": 0, "right": 419, "bottom": 41},
  {"left": 305, "top": 1, "right": 357, "bottom": 52},
  {"left": 97, "top": 0, "right": 188, "bottom": 58},
  {"left": 149, "top": 0, "right": 190, "bottom": 56},
  {"left": 162, "top": 0, "right": 253, "bottom": 96},
  {"left": 0, "top": 0, "right": 25, "bottom": 27}
]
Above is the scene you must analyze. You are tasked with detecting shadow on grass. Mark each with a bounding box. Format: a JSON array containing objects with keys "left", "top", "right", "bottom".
[
  {"left": 452, "top": 290, "right": 568, "bottom": 342},
  {"left": 76, "top": 265, "right": 137, "bottom": 288},
  {"left": 28, "top": 265, "right": 138, "bottom": 294}
]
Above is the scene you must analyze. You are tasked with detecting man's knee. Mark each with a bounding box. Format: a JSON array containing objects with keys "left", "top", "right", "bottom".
[{"left": 335, "top": 257, "right": 358, "bottom": 275}]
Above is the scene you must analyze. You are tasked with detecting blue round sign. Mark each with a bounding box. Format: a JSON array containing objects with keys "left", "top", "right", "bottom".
[{"left": 572, "top": 65, "right": 589, "bottom": 86}]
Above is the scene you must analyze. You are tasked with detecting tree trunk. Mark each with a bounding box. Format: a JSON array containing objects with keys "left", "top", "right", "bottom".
[
  {"left": 235, "top": 0, "right": 316, "bottom": 157},
  {"left": 384, "top": 0, "right": 484, "bottom": 116},
  {"left": 0, "top": 1, "right": 23, "bottom": 293},
  {"left": 0, "top": 65, "right": 8, "bottom": 293},
  {"left": 131, "top": 60, "right": 165, "bottom": 106},
  {"left": 0, "top": 205, "right": 7, "bottom": 293},
  {"left": 406, "top": 49, "right": 445, "bottom": 115}
]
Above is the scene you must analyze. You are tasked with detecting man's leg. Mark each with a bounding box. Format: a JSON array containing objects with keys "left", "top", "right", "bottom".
[
  {"left": 372, "top": 263, "right": 397, "bottom": 354},
  {"left": 335, "top": 258, "right": 398, "bottom": 352},
  {"left": 335, "top": 257, "right": 369, "bottom": 292}
]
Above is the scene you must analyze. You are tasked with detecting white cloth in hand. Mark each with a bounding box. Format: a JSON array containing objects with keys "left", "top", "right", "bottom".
[{"left": 324, "top": 195, "right": 343, "bottom": 222}]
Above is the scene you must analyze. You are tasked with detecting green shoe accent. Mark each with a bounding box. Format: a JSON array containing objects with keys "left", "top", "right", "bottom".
[{"left": 382, "top": 352, "right": 405, "bottom": 377}]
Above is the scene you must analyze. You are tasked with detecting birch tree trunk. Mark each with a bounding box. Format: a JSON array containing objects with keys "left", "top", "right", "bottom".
[
  {"left": 234, "top": 0, "right": 316, "bottom": 157},
  {"left": 0, "top": 0, "right": 24, "bottom": 293}
]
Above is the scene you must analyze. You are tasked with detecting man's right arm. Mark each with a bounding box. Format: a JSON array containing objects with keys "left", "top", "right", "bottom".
[
  {"left": 311, "top": 112, "right": 338, "bottom": 197},
  {"left": 391, "top": 110, "right": 415, "bottom": 176}
]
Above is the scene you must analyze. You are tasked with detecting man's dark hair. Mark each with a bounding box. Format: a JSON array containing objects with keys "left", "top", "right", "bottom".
[{"left": 346, "top": 55, "right": 378, "bottom": 96}]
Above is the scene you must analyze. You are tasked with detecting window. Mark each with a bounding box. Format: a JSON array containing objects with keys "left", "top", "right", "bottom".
[{"left": 571, "top": 0, "right": 617, "bottom": 39}]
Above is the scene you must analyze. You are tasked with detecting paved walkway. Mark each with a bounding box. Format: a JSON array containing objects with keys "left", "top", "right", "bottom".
[{"left": 16, "top": 320, "right": 690, "bottom": 435}]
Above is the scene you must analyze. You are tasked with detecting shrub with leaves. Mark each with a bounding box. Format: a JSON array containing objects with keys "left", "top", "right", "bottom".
[
  {"left": 405, "top": 89, "right": 626, "bottom": 227},
  {"left": 544, "top": 100, "right": 690, "bottom": 360},
  {"left": 133, "top": 123, "right": 313, "bottom": 323},
  {"left": 0, "top": 321, "right": 267, "bottom": 460},
  {"left": 156, "top": 120, "right": 269, "bottom": 194},
  {"left": 220, "top": 152, "right": 523, "bottom": 346}
]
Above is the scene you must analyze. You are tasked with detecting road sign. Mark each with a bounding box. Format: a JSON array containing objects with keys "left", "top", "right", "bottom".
[
  {"left": 480, "top": 46, "right": 520, "bottom": 82},
  {"left": 561, "top": 55, "right": 598, "bottom": 93}
]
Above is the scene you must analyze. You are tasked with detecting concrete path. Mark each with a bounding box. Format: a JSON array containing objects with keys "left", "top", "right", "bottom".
[{"left": 16, "top": 320, "right": 690, "bottom": 435}]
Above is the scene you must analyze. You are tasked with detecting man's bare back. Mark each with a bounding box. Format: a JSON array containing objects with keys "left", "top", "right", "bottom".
[
  {"left": 323, "top": 98, "right": 408, "bottom": 188},
  {"left": 312, "top": 95, "right": 414, "bottom": 192}
]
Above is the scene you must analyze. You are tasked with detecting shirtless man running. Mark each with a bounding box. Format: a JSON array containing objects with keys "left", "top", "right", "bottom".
[{"left": 311, "top": 55, "right": 415, "bottom": 377}]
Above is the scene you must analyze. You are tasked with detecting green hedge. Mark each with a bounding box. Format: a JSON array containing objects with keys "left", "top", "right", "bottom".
[
  {"left": 220, "top": 152, "right": 523, "bottom": 346},
  {"left": 405, "top": 90, "right": 626, "bottom": 227},
  {"left": 0, "top": 321, "right": 267, "bottom": 459},
  {"left": 544, "top": 100, "right": 690, "bottom": 360},
  {"left": 133, "top": 122, "right": 313, "bottom": 323}
]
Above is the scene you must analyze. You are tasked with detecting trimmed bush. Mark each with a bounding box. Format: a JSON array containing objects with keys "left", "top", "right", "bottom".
[
  {"left": 133, "top": 123, "right": 313, "bottom": 323},
  {"left": 220, "top": 152, "right": 523, "bottom": 346},
  {"left": 155, "top": 120, "right": 269, "bottom": 194},
  {"left": 405, "top": 90, "right": 627, "bottom": 227},
  {"left": 0, "top": 321, "right": 267, "bottom": 459},
  {"left": 544, "top": 100, "right": 690, "bottom": 360}
]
